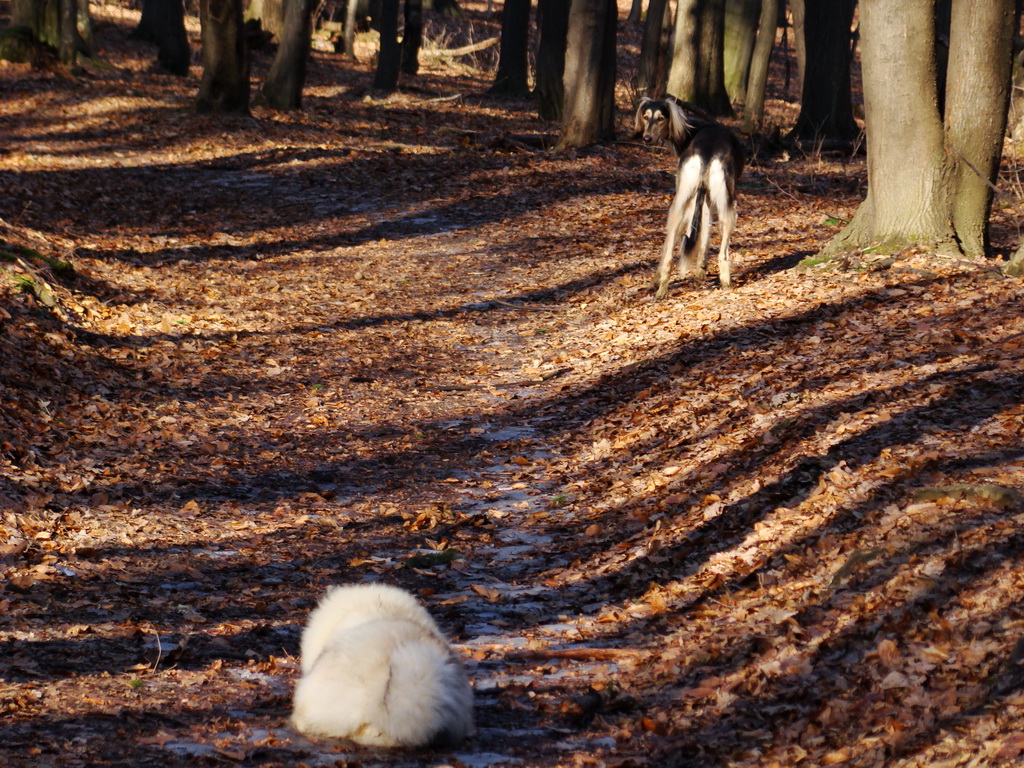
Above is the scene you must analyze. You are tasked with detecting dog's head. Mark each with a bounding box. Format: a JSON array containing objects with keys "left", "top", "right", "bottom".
[{"left": 634, "top": 97, "right": 690, "bottom": 149}]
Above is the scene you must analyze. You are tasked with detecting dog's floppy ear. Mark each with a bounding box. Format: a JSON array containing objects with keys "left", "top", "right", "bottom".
[
  {"left": 664, "top": 99, "right": 691, "bottom": 145},
  {"left": 634, "top": 97, "right": 653, "bottom": 136}
]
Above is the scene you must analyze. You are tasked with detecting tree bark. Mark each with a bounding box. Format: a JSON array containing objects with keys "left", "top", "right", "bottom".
[
  {"left": 489, "top": 0, "right": 532, "bottom": 96},
  {"left": 789, "top": 0, "right": 858, "bottom": 141},
  {"left": 59, "top": 0, "right": 77, "bottom": 65},
  {"left": 637, "top": 0, "right": 670, "bottom": 97},
  {"left": 137, "top": 0, "right": 191, "bottom": 76},
  {"left": 627, "top": 0, "right": 643, "bottom": 23},
  {"left": 372, "top": 0, "right": 401, "bottom": 93},
  {"left": 14, "top": 0, "right": 91, "bottom": 56},
  {"left": 944, "top": 0, "right": 1014, "bottom": 255},
  {"left": 400, "top": 0, "right": 424, "bottom": 75},
  {"left": 196, "top": 0, "right": 250, "bottom": 114},
  {"left": 260, "top": 0, "right": 315, "bottom": 109},
  {"left": 534, "top": 0, "right": 570, "bottom": 120},
  {"left": 557, "top": 0, "right": 617, "bottom": 148},
  {"left": 741, "top": 0, "right": 778, "bottom": 132},
  {"left": 824, "top": 0, "right": 1013, "bottom": 258},
  {"left": 245, "top": 0, "right": 286, "bottom": 40},
  {"left": 723, "top": 0, "right": 760, "bottom": 107},
  {"left": 666, "top": 0, "right": 733, "bottom": 116}
]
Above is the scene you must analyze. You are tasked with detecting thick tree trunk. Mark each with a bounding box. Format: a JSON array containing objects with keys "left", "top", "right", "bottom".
[
  {"left": 196, "top": 0, "right": 250, "bottom": 114},
  {"left": 534, "top": 0, "right": 570, "bottom": 120},
  {"left": 723, "top": 0, "right": 760, "bottom": 107},
  {"left": 944, "top": 0, "right": 1014, "bottom": 255},
  {"left": 245, "top": 0, "right": 286, "bottom": 40},
  {"left": 637, "top": 0, "right": 670, "bottom": 97},
  {"left": 789, "top": 0, "right": 857, "bottom": 141},
  {"left": 400, "top": 0, "right": 423, "bottom": 75},
  {"left": 557, "top": 0, "right": 617, "bottom": 148},
  {"left": 666, "top": 0, "right": 732, "bottom": 116},
  {"left": 372, "top": 0, "right": 401, "bottom": 93},
  {"left": 260, "top": 0, "right": 315, "bottom": 109},
  {"left": 137, "top": 0, "right": 191, "bottom": 75},
  {"left": 489, "top": 0, "right": 532, "bottom": 96},
  {"left": 741, "top": 0, "right": 778, "bottom": 132},
  {"left": 14, "top": 0, "right": 91, "bottom": 56},
  {"left": 827, "top": 0, "right": 1013, "bottom": 259}
]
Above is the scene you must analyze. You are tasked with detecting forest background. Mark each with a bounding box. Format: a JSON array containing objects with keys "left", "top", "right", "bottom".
[{"left": 1, "top": 1, "right": 1024, "bottom": 767}]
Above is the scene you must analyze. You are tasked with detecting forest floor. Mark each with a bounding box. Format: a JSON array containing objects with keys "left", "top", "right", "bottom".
[{"left": 3, "top": 3, "right": 1024, "bottom": 767}]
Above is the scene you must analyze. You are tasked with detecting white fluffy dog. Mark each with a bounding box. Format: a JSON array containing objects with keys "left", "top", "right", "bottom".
[{"left": 291, "top": 583, "right": 474, "bottom": 747}]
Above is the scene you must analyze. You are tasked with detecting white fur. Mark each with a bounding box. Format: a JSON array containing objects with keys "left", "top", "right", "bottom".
[{"left": 291, "top": 583, "right": 474, "bottom": 747}]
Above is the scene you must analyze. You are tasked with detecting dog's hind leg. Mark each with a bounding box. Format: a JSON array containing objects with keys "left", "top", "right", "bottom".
[
  {"left": 656, "top": 157, "right": 702, "bottom": 299},
  {"left": 708, "top": 159, "right": 737, "bottom": 289},
  {"left": 677, "top": 188, "right": 706, "bottom": 281}
]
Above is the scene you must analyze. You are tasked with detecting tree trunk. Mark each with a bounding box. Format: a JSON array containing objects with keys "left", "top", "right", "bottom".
[
  {"left": 196, "top": 0, "right": 250, "bottom": 114},
  {"left": 14, "top": 0, "right": 91, "bottom": 56},
  {"left": 666, "top": 0, "right": 733, "bottom": 116},
  {"left": 723, "top": 0, "right": 760, "bottom": 107},
  {"left": 789, "top": 0, "right": 857, "bottom": 141},
  {"left": 400, "top": 0, "right": 423, "bottom": 75},
  {"left": 944, "top": 0, "right": 1014, "bottom": 255},
  {"left": 557, "top": 0, "right": 617, "bottom": 148},
  {"left": 372, "top": 0, "right": 401, "bottom": 92},
  {"left": 790, "top": 0, "right": 805, "bottom": 93},
  {"left": 534, "top": 0, "right": 570, "bottom": 120},
  {"left": 489, "top": 0, "right": 532, "bottom": 96},
  {"left": 626, "top": 0, "right": 643, "bottom": 23},
  {"left": 260, "top": 0, "right": 315, "bottom": 109},
  {"left": 824, "top": 0, "right": 1013, "bottom": 258},
  {"left": 342, "top": 0, "right": 360, "bottom": 59},
  {"left": 741, "top": 0, "right": 778, "bottom": 132},
  {"left": 637, "top": 0, "right": 670, "bottom": 97},
  {"left": 245, "top": 0, "right": 286, "bottom": 40},
  {"left": 59, "top": 0, "right": 77, "bottom": 65},
  {"left": 137, "top": 0, "right": 191, "bottom": 76}
]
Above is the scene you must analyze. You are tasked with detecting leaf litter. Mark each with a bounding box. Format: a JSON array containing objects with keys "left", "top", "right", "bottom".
[{"left": 2, "top": 2, "right": 1024, "bottom": 767}]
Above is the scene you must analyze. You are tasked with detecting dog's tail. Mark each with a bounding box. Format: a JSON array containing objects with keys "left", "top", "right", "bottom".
[{"left": 680, "top": 186, "right": 707, "bottom": 259}]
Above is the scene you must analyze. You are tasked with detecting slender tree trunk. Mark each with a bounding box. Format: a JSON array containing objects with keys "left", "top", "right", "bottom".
[
  {"left": 741, "top": 0, "right": 778, "bottom": 132},
  {"left": 789, "top": 0, "right": 857, "bottom": 141},
  {"left": 59, "top": 0, "right": 76, "bottom": 65},
  {"left": 343, "top": 0, "right": 359, "bottom": 59},
  {"left": 196, "top": 0, "right": 250, "bottom": 114},
  {"left": 489, "top": 0, "right": 532, "bottom": 96},
  {"left": 557, "top": 0, "right": 617, "bottom": 148},
  {"left": 400, "top": 0, "right": 423, "bottom": 75},
  {"left": 790, "top": 0, "right": 805, "bottom": 93},
  {"left": 627, "top": 0, "right": 643, "bottom": 23},
  {"left": 260, "top": 0, "right": 315, "bottom": 109},
  {"left": 944, "top": 0, "right": 1014, "bottom": 254},
  {"left": 372, "top": 0, "right": 401, "bottom": 93},
  {"left": 723, "top": 0, "right": 760, "bottom": 107},
  {"left": 637, "top": 0, "right": 670, "bottom": 97},
  {"left": 534, "top": 0, "right": 570, "bottom": 120}
]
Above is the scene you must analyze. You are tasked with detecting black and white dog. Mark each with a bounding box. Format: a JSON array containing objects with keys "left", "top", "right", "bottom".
[{"left": 635, "top": 97, "right": 744, "bottom": 295}]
